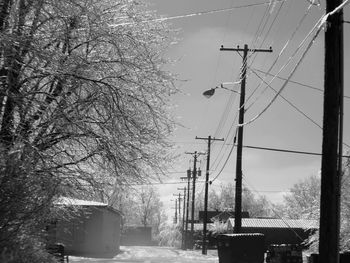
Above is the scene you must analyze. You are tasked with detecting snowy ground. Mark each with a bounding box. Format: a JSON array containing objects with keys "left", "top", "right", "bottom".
[{"left": 69, "top": 246, "right": 219, "bottom": 263}]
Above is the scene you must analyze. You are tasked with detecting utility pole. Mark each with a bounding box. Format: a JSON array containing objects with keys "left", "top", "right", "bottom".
[
  {"left": 173, "top": 199, "right": 178, "bottom": 224},
  {"left": 181, "top": 169, "right": 192, "bottom": 249},
  {"left": 178, "top": 187, "right": 187, "bottom": 249},
  {"left": 178, "top": 193, "right": 182, "bottom": 220},
  {"left": 196, "top": 136, "right": 224, "bottom": 255},
  {"left": 186, "top": 151, "right": 204, "bottom": 248},
  {"left": 174, "top": 193, "right": 183, "bottom": 223},
  {"left": 220, "top": 44, "right": 272, "bottom": 233},
  {"left": 319, "top": 1, "right": 343, "bottom": 263}
]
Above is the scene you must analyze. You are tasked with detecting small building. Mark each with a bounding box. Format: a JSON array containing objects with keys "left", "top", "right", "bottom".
[
  {"left": 48, "top": 197, "right": 121, "bottom": 257},
  {"left": 121, "top": 226, "right": 153, "bottom": 246},
  {"left": 227, "top": 218, "right": 318, "bottom": 247}
]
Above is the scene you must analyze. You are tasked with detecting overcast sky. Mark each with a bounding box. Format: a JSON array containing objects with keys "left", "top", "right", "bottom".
[{"left": 144, "top": 0, "right": 350, "bottom": 220}]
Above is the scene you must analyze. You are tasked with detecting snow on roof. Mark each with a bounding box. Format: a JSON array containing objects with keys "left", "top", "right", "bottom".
[
  {"left": 227, "top": 218, "right": 318, "bottom": 229},
  {"left": 55, "top": 197, "right": 108, "bottom": 207},
  {"left": 193, "top": 223, "right": 215, "bottom": 231}
]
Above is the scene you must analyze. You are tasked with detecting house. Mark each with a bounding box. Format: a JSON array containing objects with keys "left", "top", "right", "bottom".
[
  {"left": 48, "top": 197, "right": 122, "bottom": 257},
  {"left": 227, "top": 218, "right": 318, "bottom": 247}
]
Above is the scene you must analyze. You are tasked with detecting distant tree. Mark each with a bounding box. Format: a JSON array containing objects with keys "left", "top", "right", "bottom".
[
  {"left": 280, "top": 158, "right": 350, "bottom": 252},
  {"left": 0, "top": 0, "right": 176, "bottom": 259},
  {"left": 134, "top": 186, "right": 164, "bottom": 229},
  {"left": 195, "top": 183, "right": 273, "bottom": 218},
  {"left": 109, "top": 185, "right": 166, "bottom": 240},
  {"left": 242, "top": 188, "right": 273, "bottom": 217},
  {"left": 282, "top": 175, "right": 321, "bottom": 219}
]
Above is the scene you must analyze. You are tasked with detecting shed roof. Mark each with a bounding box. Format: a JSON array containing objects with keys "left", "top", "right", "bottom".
[
  {"left": 56, "top": 197, "right": 108, "bottom": 207},
  {"left": 55, "top": 197, "right": 121, "bottom": 214},
  {"left": 227, "top": 218, "right": 318, "bottom": 229}
]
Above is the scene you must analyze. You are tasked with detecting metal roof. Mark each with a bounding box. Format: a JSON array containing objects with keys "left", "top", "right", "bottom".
[{"left": 227, "top": 218, "right": 318, "bottom": 229}]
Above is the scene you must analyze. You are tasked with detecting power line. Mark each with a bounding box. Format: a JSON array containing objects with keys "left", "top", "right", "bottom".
[
  {"left": 253, "top": 67, "right": 350, "bottom": 99},
  {"left": 110, "top": 1, "right": 286, "bottom": 27},
  {"left": 241, "top": 13, "right": 326, "bottom": 127},
  {"left": 245, "top": 2, "right": 316, "bottom": 107},
  {"left": 241, "top": 144, "right": 350, "bottom": 157},
  {"left": 250, "top": 67, "right": 322, "bottom": 128}
]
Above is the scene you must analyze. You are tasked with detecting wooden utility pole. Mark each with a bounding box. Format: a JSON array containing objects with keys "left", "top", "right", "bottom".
[
  {"left": 319, "top": 1, "right": 343, "bottom": 262},
  {"left": 174, "top": 199, "right": 178, "bottom": 224},
  {"left": 174, "top": 193, "right": 183, "bottom": 223},
  {"left": 186, "top": 151, "right": 204, "bottom": 248},
  {"left": 220, "top": 44, "right": 272, "bottom": 233},
  {"left": 181, "top": 169, "right": 192, "bottom": 249},
  {"left": 196, "top": 136, "right": 224, "bottom": 255},
  {"left": 178, "top": 187, "right": 187, "bottom": 249}
]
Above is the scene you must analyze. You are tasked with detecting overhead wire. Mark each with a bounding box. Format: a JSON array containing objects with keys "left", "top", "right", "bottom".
[
  {"left": 208, "top": 0, "right": 259, "bottom": 175},
  {"left": 110, "top": 1, "right": 288, "bottom": 27},
  {"left": 207, "top": 2, "right": 332, "bottom": 181},
  {"left": 247, "top": 0, "right": 287, "bottom": 77},
  {"left": 210, "top": 1, "right": 287, "bottom": 178},
  {"left": 210, "top": 128, "right": 238, "bottom": 183},
  {"left": 210, "top": 1, "right": 289, "bottom": 181},
  {"left": 250, "top": 67, "right": 322, "bottom": 128},
  {"left": 249, "top": 1, "right": 272, "bottom": 49},
  {"left": 246, "top": 0, "right": 286, "bottom": 76},
  {"left": 195, "top": 0, "right": 240, "bottom": 181},
  {"left": 241, "top": 12, "right": 326, "bottom": 127},
  {"left": 254, "top": 67, "right": 349, "bottom": 100},
  {"left": 250, "top": 68, "right": 350, "bottom": 149},
  {"left": 244, "top": 0, "right": 349, "bottom": 120},
  {"left": 245, "top": 2, "right": 315, "bottom": 106},
  {"left": 241, "top": 0, "right": 350, "bottom": 127}
]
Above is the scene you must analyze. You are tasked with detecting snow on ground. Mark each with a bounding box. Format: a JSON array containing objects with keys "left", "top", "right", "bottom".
[{"left": 69, "top": 246, "right": 219, "bottom": 263}]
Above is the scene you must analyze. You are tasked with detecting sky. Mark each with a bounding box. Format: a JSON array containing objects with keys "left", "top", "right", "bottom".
[{"left": 143, "top": 0, "right": 350, "bottom": 221}]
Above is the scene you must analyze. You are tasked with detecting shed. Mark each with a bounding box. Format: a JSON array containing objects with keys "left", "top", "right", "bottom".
[
  {"left": 48, "top": 197, "right": 121, "bottom": 257},
  {"left": 227, "top": 218, "right": 318, "bottom": 247},
  {"left": 121, "top": 226, "right": 153, "bottom": 246}
]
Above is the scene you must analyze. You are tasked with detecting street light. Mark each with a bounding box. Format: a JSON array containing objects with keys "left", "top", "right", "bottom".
[
  {"left": 203, "top": 80, "right": 245, "bottom": 234},
  {"left": 202, "top": 83, "right": 240, "bottom": 98}
]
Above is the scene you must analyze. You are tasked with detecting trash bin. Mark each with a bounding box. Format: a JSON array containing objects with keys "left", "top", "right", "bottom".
[
  {"left": 307, "top": 253, "right": 318, "bottom": 263},
  {"left": 266, "top": 244, "right": 302, "bottom": 263},
  {"left": 307, "top": 252, "right": 350, "bottom": 263},
  {"left": 216, "top": 233, "right": 265, "bottom": 263},
  {"left": 46, "top": 243, "right": 65, "bottom": 263},
  {"left": 341, "top": 252, "right": 350, "bottom": 263}
]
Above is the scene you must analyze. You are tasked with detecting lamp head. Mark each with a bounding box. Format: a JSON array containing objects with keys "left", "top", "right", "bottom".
[{"left": 202, "top": 88, "right": 216, "bottom": 98}]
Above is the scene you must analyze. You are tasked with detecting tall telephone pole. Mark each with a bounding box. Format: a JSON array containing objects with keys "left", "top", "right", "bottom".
[
  {"left": 196, "top": 136, "right": 224, "bottom": 255},
  {"left": 173, "top": 199, "right": 178, "bottom": 224},
  {"left": 174, "top": 193, "right": 183, "bottom": 223},
  {"left": 178, "top": 187, "right": 187, "bottom": 249},
  {"left": 220, "top": 44, "right": 272, "bottom": 233},
  {"left": 186, "top": 151, "right": 204, "bottom": 248},
  {"left": 319, "top": 1, "right": 343, "bottom": 262},
  {"left": 181, "top": 169, "right": 192, "bottom": 249}
]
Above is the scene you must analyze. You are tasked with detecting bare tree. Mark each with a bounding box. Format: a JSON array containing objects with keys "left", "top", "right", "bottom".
[
  {"left": 132, "top": 186, "right": 164, "bottom": 229},
  {"left": 280, "top": 160, "right": 350, "bottom": 252},
  {"left": 195, "top": 183, "right": 273, "bottom": 218},
  {"left": 0, "top": 0, "right": 176, "bottom": 258},
  {"left": 282, "top": 175, "right": 321, "bottom": 220}
]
